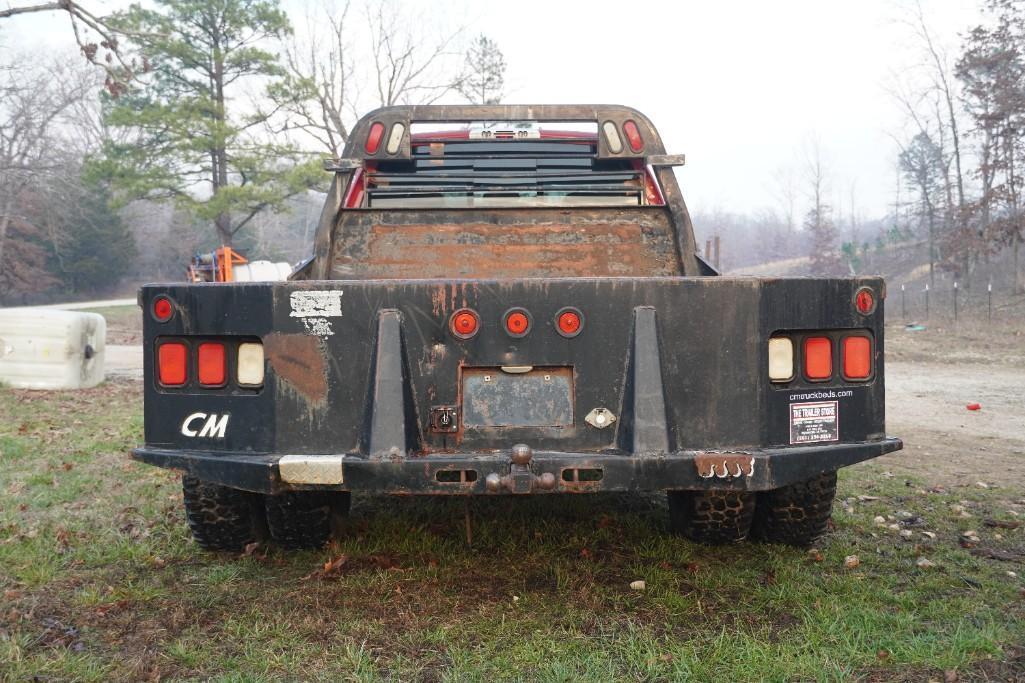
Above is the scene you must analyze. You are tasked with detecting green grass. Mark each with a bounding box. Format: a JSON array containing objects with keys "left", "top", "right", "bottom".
[{"left": 1, "top": 382, "right": 1022, "bottom": 682}]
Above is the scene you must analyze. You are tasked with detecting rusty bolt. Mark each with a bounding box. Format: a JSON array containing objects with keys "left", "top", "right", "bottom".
[
  {"left": 537, "top": 472, "right": 556, "bottom": 490},
  {"left": 485, "top": 473, "right": 501, "bottom": 492},
  {"left": 510, "top": 443, "right": 532, "bottom": 466}
]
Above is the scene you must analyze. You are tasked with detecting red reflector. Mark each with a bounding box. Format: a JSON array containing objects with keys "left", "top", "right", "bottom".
[
  {"left": 197, "top": 342, "right": 226, "bottom": 386},
  {"left": 556, "top": 309, "right": 582, "bottom": 337},
  {"left": 152, "top": 296, "right": 173, "bottom": 322},
  {"left": 623, "top": 120, "right": 643, "bottom": 152},
  {"left": 158, "top": 342, "right": 187, "bottom": 386},
  {"left": 855, "top": 288, "right": 875, "bottom": 315},
  {"left": 366, "top": 122, "right": 385, "bottom": 154},
  {"left": 804, "top": 337, "right": 832, "bottom": 380},
  {"left": 842, "top": 336, "right": 871, "bottom": 379},
  {"left": 451, "top": 309, "right": 479, "bottom": 338},
  {"left": 505, "top": 310, "right": 530, "bottom": 336}
]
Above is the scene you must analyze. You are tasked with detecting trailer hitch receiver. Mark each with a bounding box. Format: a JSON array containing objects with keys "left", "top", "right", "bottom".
[{"left": 485, "top": 444, "right": 557, "bottom": 494}]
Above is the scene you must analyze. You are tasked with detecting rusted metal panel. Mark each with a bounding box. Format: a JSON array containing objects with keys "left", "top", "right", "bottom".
[
  {"left": 695, "top": 453, "right": 757, "bottom": 479},
  {"left": 461, "top": 367, "right": 574, "bottom": 428},
  {"left": 330, "top": 209, "right": 679, "bottom": 279},
  {"left": 263, "top": 333, "right": 328, "bottom": 408}
]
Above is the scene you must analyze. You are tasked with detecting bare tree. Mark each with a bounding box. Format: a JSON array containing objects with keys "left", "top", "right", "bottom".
[
  {"left": 282, "top": 0, "right": 466, "bottom": 158},
  {"left": 0, "top": 1, "right": 144, "bottom": 95},
  {"left": 899, "top": 132, "right": 945, "bottom": 286},
  {"left": 458, "top": 34, "right": 505, "bottom": 105},
  {"left": 0, "top": 55, "right": 96, "bottom": 289},
  {"left": 803, "top": 142, "right": 841, "bottom": 277}
]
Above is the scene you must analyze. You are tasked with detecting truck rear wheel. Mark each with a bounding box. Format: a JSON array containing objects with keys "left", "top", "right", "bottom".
[
  {"left": 264, "top": 492, "right": 345, "bottom": 550},
  {"left": 751, "top": 471, "right": 838, "bottom": 547},
  {"left": 667, "top": 490, "right": 756, "bottom": 544},
  {"left": 182, "top": 476, "right": 265, "bottom": 551}
]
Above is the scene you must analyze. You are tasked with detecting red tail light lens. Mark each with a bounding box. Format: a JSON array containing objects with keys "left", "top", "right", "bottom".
[
  {"left": 152, "top": 296, "right": 173, "bottom": 322},
  {"left": 451, "top": 309, "right": 480, "bottom": 339},
  {"left": 555, "top": 308, "right": 583, "bottom": 337},
  {"left": 504, "top": 309, "right": 530, "bottom": 337},
  {"left": 365, "top": 122, "right": 385, "bottom": 154},
  {"left": 197, "top": 342, "right": 226, "bottom": 387},
  {"left": 158, "top": 342, "right": 187, "bottom": 386},
  {"left": 804, "top": 337, "right": 832, "bottom": 380},
  {"left": 842, "top": 336, "right": 872, "bottom": 379},
  {"left": 623, "top": 120, "right": 643, "bottom": 152},
  {"left": 855, "top": 288, "right": 876, "bottom": 315}
]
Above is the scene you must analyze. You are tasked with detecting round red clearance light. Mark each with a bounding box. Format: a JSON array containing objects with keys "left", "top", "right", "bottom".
[
  {"left": 622, "top": 120, "right": 643, "bottom": 152},
  {"left": 555, "top": 307, "right": 584, "bottom": 338},
  {"left": 365, "top": 122, "right": 385, "bottom": 154},
  {"left": 504, "top": 309, "right": 531, "bottom": 338},
  {"left": 854, "top": 287, "right": 876, "bottom": 315},
  {"left": 450, "top": 309, "right": 480, "bottom": 339},
  {"left": 152, "top": 295, "right": 174, "bottom": 322}
]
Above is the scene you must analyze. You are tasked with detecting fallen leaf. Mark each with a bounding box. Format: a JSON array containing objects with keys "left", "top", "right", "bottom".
[{"left": 303, "top": 554, "right": 349, "bottom": 580}]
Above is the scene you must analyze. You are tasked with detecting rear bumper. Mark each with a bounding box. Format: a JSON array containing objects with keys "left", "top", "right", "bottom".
[{"left": 131, "top": 437, "right": 902, "bottom": 495}]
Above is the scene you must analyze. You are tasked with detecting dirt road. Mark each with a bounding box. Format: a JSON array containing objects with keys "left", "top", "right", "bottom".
[{"left": 882, "top": 359, "right": 1025, "bottom": 486}]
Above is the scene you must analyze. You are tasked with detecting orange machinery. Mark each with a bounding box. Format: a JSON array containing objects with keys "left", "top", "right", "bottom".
[{"left": 186, "top": 246, "right": 248, "bottom": 282}]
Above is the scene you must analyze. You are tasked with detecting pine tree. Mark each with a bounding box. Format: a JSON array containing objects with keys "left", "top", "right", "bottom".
[
  {"left": 98, "top": 0, "right": 321, "bottom": 247},
  {"left": 458, "top": 35, "right": 506, "bottom": 105}
]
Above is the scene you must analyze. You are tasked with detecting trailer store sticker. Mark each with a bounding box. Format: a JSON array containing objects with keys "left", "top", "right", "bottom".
[{"left": 789, "top": 401, "right": 839, "bottom": 445}]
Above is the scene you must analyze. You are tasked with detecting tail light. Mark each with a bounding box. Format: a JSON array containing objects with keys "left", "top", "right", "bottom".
[
  {"left": 386, "top": 123, "right": 405, "bottom": 154},
  {"left": 842, "top": 336, "right": 872, "bottom": 379},
  {"left": 152, "top": 296, "right": 174, "bottom": 322},
  {"left": 803, "top": 337, "right": 832, "bottom": 380},
  {"left": 504, "top": 309, "right": 531, "bottom": 337},
  {"left": 451, "top": 309, "right": 480, "bottom": 339},
  {"left": 854, "top": 287, "right": 876, "bottom": 315},
  {"left": 555, "top": 308, "right": 584, "bottom": 337},
  {"left": 157, "top": 342, "right": 188, "bottom": 386},
  {"left": 602, "top": 121, "right": 623, "bottom": 153},
  {"left": 237, "top": 342, "right": 264, "bottom": 387},
  {"left": 197, "top": 342, "right": 226, "bottom": 387},
  {"left": 365, "top": 122, "right": 385, "bottom": 154},
  {"left": 623, "top": 120, "right": 643, "bottom": 152},
  {"left": 767, "top": 337, "right": 794, "bottom": 382}
]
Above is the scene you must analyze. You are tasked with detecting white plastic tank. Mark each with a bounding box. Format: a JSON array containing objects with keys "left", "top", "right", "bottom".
[
  {"left": 0, "top": 309, "right": 106, "bottom": 389},
  {"left": 233, "top": 261, "right": 292, "bottom": 282}
]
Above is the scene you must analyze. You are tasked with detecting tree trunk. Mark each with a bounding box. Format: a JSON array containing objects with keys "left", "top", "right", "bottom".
[
  {"left": 0, "top": 206, "right": 10, "bottom": 281},
  {"left": 1015, "top": 236, "right": 1020, "bottom": 293},
  {"left": 926, "top": 200, "right": 936, "bottom": 288},
  {"left": 216, "top": 211, "right": 232, "bottom": 247}
]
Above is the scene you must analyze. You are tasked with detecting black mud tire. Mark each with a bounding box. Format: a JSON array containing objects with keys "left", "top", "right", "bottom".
[
  {"left": 667, "top": 490, "right": 756, "bottom": 545},
  {"left": 751, "top": 471, "right": 838, "bottom": 547},
  {"left": 182, "top": 476, "right": 264, "bottom": 551},
  {"left": 264, "top": 491, "right": 343, "bottom": 550}
]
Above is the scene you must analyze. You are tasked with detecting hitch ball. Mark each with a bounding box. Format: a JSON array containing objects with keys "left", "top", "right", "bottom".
[{"left": 510, "top": 443, "right": 533, "bottom": 465}]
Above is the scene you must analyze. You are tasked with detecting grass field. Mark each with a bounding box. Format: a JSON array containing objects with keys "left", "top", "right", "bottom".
[{"left": 1, "top": 376, "right": 1023, "bottom": 682}]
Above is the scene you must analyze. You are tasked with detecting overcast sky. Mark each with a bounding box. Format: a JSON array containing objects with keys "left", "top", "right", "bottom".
[{"left": 1, "top": 0, "right": 983, "bottom": 219}]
